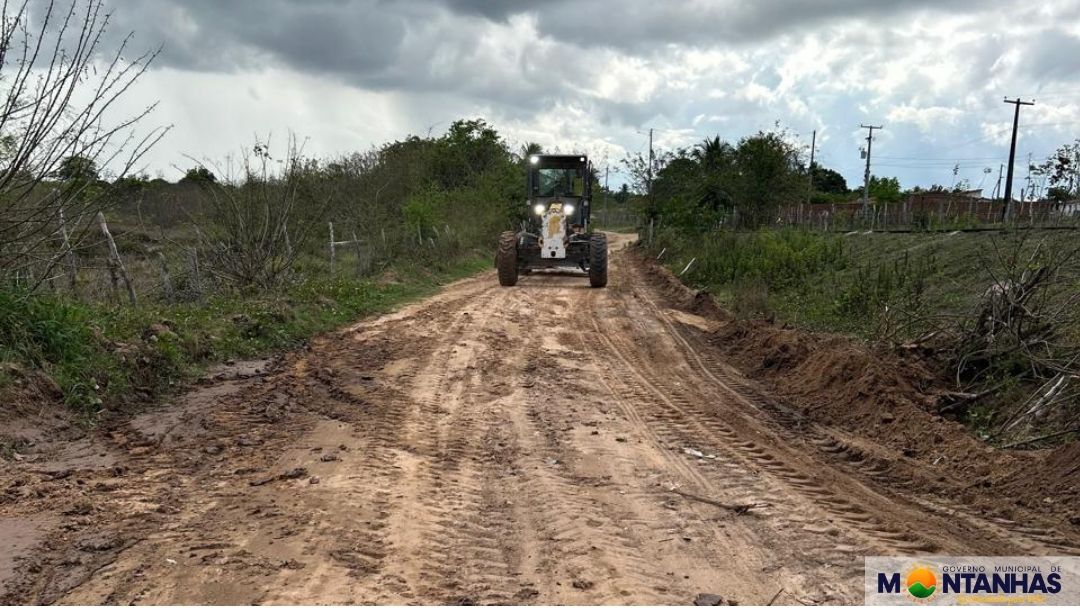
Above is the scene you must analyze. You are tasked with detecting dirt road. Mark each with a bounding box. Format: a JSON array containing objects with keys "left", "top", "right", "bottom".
[{"left": 3, "top": 233, "right": 1077, "bottom": 605}]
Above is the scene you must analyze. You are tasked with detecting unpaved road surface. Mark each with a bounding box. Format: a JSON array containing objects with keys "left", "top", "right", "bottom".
[{"left": 2, "top": 233, "right": 1077, "bottom": 605}]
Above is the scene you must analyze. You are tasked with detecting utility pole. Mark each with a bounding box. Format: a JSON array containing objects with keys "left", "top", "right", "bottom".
[
  {"left": 993, "top": 163, "right": 1003, "bottom": 199},
  {"left": 646, "top": 127, "right": 655, "bottom": 218},
  {"left": 1001, "top": 97, "right": 1035, "bottom": 221},
  {"left": 807, "top": 129, "right": 816, "bottom": 204},
  {"left": 603, "top": 165, "right": 609, "bottom": 223},
  {"left": 860, "top": 124, "right": 882, "bottom": 213},
  {"left": 647, "top": 127, "right": 654, "bottom": 197},
  {"left": 1023, "top": 152, "right": 1033, "bottom": 203}
]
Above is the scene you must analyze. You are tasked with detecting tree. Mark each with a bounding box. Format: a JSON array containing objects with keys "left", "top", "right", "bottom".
[
  {"left": 0, "top": 0, "right": 167, "bottom": 290},
  {"left": 519, "top": 142, "right": 543, "bottom": 163},
  {"left": 732, "top": 131, "right": 806, "bottom": 228},
  {"left": 621, "top": 149, "right": 672, "bottom": 196},
  {"left": 1047, "top": 186, "right": 1071, "bottom": 203},
  {"left": 181, "top": 166, "right": 217, "bottom": 184},
  {"left": 432, "top": 119, "right": 507, "bottom": 189},
  {"left": 869, "top": 176, "right": 902, "bottom": 204},
  {"left": 643, "top": 130, "right": 809, "bottom": 230},
  {"left": 693, "top": 136, "right": 737, "bottom": 213},
  {"left": 1033, "top": 140, "right": 1079, "bottom": 201},
  {"left": 811, "top": 163, "right": 848, "bottom": 194},
  {"left": 53, "top": 156, "right": 99, "bottom": 182}
]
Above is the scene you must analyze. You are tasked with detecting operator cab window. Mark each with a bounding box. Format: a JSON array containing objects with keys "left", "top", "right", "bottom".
[{"left": 536, "top": 167, "right": 582, "bottom": 197}]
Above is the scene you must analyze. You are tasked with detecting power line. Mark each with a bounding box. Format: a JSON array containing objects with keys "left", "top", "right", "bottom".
[{"left": 876, "top": 158, "right": 1006, "bottom": 163}]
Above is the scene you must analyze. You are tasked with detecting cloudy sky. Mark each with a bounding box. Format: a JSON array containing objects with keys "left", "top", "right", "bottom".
[{"left": 81, "top": 0, "right": 1080, "bottom": 192}]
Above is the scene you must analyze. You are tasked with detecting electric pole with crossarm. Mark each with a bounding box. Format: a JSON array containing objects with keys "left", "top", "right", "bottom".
[
  {"left": 1001, "top": 97, "right": 1034, "bottom": 222},
  {"left": 860, "top": 124, "right": 882, "bottom": 214}
]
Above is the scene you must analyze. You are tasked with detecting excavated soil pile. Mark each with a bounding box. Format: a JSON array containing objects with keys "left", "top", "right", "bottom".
[{"left": 638, "top": 249, "right": 1078, "bottom": 528}]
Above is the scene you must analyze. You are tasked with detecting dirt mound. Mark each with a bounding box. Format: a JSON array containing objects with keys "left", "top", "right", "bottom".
[
  {"left": 997, "top": 441, "right": 1080, "bottom": 521},
  {"left": 632, "top": 245, "right": 730, "bottom": 321},
  {"left": 0, "top": 365, "right": 74, "bottom": 459},
  {"left": 711, "top": 322, "right": 934, "bottom": 434},
  {"left": 703, "top": 309, "right": 1079, "bottom": 524},
  {"left": 636, "top": 249, "right": 1077, "bottom": 527}
]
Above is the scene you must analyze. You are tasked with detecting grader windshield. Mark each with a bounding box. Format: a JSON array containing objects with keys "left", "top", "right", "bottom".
[
  {"left": 528, "top": 155, "right": 588, "bottom": 200},
  {"left": 536, "top": 167, "right": 583, "bottom": 197}
]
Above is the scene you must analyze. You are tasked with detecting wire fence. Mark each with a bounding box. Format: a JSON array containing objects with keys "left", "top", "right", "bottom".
[
  {"left": 591, "top": 206, "right": 639, "bottom": 230},
  {"left": 776, "top": 195, "right": 1080, "bottom": 232}
]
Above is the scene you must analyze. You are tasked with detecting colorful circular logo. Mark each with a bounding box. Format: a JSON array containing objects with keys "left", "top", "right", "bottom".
[{"left": 906, "top": 567, "right": 938, "bottom": 599}]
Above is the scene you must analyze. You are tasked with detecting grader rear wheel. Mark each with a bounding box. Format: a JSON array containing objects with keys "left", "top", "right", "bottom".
[{"left": 589, "top": 233, "right": 608, "bottom": 288}]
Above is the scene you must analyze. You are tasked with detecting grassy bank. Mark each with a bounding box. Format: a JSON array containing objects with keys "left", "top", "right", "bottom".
[
  {"left": 644, "top": 227, "right": 1080, "bottom": 443},
  {"left": 647, "top": 227, "right": 1078, "bottom": 340},
  {"left": 0, "top": 254, "right": 490, "bottom": 422}
]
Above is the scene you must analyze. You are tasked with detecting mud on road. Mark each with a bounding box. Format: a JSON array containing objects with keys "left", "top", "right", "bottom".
[{"left": 2, "top": 232, "right": 1078, "bottom": 605}]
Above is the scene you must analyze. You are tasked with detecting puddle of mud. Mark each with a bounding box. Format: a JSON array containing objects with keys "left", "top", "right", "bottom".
[
  {"left": 128, "top": 381, "right": 245, "bottom": 444},
  {"left": 204, "top": 358, "right": 273, "bottom": 381},
  {"left": 0, "top": 517, "right": 49, "bottom": 590}
]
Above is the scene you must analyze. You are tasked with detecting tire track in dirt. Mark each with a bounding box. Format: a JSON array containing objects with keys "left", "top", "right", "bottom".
[
  {"left": 589, "top": 299, "right": 936, "bottom": 553},
  {"left": 623, "top": 265, "right": 1080, "bottom": 558},
  {"left": 377, "top": 287, "right": 524, "bottom": 604},
  {"left": 5, "top": 232, "right": 1074, "bottom": 606},
  {"left": 509, "top": 296, "right": 671, "bottom": 604},
  {"left": 580, "top": 290, "right": 869, "bottom": 601}
]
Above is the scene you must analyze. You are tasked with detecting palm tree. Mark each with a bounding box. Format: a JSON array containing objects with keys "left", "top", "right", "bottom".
[
  {"left": 519, "top": 142, "right": 543, "bottom": 163},
  {"left": 692, "top": 136, "right": 733, "bottom": 170},
  {"left": 693, "top": 136, "right": 734, "bottom": 212}
]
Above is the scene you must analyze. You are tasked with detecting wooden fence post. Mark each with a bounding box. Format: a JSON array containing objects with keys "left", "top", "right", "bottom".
[
  {"left": 158, "top": 251, "right": 174, "bottom": 303},
  {"left": 58, "top": 207, "right": 77, "bottom": 293},
  {"left": 329, "top": 221, "right": 336, "bottom": 276},
  {"left": 351, "top": 231, "right": 364, "bottom": 276},
  {"left": 189, "top": 248, "right": 203, "bottom": 300},
  {"left": 96, "top": 212, "right": 136, "bottom": 306}
]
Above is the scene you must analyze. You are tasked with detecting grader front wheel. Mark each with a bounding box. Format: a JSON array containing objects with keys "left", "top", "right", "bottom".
[{"left": 496, "top": 230, "right": 519, "bottom": 287}]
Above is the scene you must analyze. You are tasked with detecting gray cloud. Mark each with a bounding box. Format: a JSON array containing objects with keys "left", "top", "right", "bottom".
[
  {"left": 28, "top": 0, "right": 1080, "bottom": 190},
  {"left": 94, "top": 0, "right": 997, "bottom": 90},
  {"left": 1023, "top": 30, "right": 1080, "bottom": 83}
]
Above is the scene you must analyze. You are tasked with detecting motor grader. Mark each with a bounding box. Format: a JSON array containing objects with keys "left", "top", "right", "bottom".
[{"left": 496, "top": 154, "right": 607, "bottom": 287}]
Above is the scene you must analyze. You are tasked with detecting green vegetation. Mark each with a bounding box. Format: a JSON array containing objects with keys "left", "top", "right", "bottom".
[
  {"left": 644, "top": 226, "right": 1080, "bottom": 443},
  {"left": 649, "top": 226, "right": 1078, "bottom": 338},
  {"left": 1, "top": 118, "right": 532, "bottom": 422},
  {"left": 619, "top": 127, "right": 876, "bottom": 232},
  {"left": 1, "top": 255, "right": 490, "bottom": 421},
  {"left": 635, "top": 130, "right": 1080, "bottom": 446}
]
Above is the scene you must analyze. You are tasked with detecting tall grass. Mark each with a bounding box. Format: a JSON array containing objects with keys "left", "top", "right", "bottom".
[{"left": 646, "top": 227, "right": 941, "bottom": 338}]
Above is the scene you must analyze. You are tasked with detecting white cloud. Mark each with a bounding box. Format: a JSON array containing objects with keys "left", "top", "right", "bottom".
[{"left": 887, "top": 105, "right": 965, "bottom": 134}]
